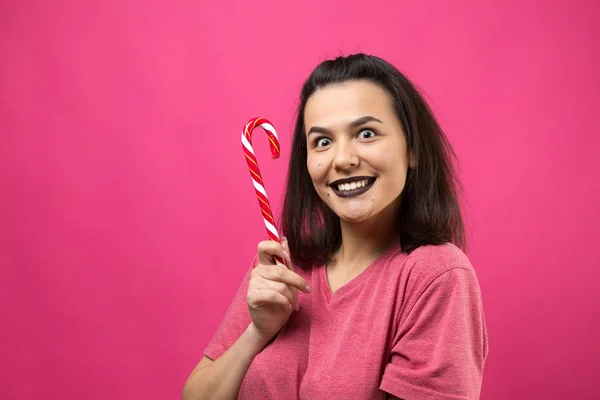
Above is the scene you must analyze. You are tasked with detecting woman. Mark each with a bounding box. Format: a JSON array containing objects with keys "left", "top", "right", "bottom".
[{"left": 183, "top": 54, "right": 489, "bottom": 400}]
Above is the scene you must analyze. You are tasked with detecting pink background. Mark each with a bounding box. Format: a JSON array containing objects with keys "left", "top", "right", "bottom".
[{"left": 1, "top": 0, "right": 598, "bottom": 399}]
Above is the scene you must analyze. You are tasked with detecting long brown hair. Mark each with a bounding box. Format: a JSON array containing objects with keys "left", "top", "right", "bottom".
[{"left": 281, "top": 54, "right": 465, "bottom": 269}]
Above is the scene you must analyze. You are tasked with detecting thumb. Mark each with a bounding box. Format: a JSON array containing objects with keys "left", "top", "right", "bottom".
[{"left": 281, "top": 237, "right": 294, "bottom": 272}]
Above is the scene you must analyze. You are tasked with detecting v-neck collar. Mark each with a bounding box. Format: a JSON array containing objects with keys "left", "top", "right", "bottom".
[{"left": 318, "top": 243, "right": 401, "bottom": 306}]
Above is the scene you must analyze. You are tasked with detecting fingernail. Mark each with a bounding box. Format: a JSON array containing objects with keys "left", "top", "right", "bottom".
[
  {"left": 283, "top": 250, "right": 290, "bottom": 260},
  {"left": 305, "top": 285, "right": 312, "bottom": 293}
]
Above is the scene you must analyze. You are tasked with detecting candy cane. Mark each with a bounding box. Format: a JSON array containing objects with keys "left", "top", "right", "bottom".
[{"left": 242, "top": 117, "right": 285, "bottom": 266}]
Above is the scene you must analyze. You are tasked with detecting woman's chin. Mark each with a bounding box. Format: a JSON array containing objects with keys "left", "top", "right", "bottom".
[{"left": 337, "top": 208, "right": 374, "bottom": 224}]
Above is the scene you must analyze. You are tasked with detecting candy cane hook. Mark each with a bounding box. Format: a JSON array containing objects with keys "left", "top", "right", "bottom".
[{"left": 241, "top": 117, "right": 285, "bottom": 266}]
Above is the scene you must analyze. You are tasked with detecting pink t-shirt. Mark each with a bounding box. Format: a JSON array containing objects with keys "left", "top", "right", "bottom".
[{"left": 205, "top": 243, "right": 489, "bottom": 399}]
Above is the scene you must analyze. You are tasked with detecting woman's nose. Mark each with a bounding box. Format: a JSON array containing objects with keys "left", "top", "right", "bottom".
[{"left": 332, "top": 142, "right": 360, "bottom": 171}]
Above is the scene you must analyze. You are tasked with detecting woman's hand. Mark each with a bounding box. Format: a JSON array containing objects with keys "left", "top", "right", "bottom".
[{"left": 247, "top": 237, "right": 311, "bottom": 343}]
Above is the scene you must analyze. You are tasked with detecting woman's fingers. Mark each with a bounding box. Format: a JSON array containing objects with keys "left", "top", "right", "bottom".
[
  {"left": 280, "top": 237, "right": 293, "bottom": 270},
  {"left": 257, "top": 240, "right": 289, "bottom": 266},
  {"left": 247, "top": 288, "right": 293, "bottom": 312},
  {"left": 249, "top": 271, "right": 299, "bottom": 311},
  {"left": 281, "top": 237, "right": 299, "bottom": 310},
  {"left": 256, "top": 265, "right": 311, "bottom": 294},
  {"left": 253, "top": 238, "right": 310, "bottom": 312},
  {"left": 257, "top": 278, "right": 297, "bottom": 310}
]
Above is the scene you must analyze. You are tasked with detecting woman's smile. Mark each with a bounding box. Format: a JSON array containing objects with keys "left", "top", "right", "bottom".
[{"left": 329, "top": 176, "right": 377, "bottom": 198}]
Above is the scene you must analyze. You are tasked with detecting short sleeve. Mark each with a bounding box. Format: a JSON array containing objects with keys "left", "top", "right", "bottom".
[
  {"left": 380, "top": 267, "right": 489, "bottom": 400},
  {"left": 203, "top": 258, "right": 257, "bottom": 361}
]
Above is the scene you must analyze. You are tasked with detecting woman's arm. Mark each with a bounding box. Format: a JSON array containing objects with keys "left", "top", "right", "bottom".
[
  {"left": 184, "top": 239, "right": 308, "bottom": 399},
  {"left": 182, "top": 323, "right": 270, "bottom": 400}
]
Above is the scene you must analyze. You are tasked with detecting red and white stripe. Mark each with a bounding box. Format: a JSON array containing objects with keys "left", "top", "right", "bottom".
[{"left": 242, "top": 117, "right": 285, "bottom": 266}]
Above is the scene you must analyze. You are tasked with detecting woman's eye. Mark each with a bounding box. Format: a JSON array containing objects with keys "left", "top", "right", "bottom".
[
  {"left": 358, "top": 129, "right": 376, "bottom": 139},
  {"left": 316, "top": 138, "right": 331, "bottom": 147}
]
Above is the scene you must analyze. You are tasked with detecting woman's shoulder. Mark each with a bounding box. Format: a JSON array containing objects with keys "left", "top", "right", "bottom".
[
  {"left": 383, "top": 243, "right": 481, "bottom": 310},
  {"left": 406, "top": 242, "right": 472, "bottom": 269},
  {"left": 387, "top": 242, "right": 475, "bottom": 285}
]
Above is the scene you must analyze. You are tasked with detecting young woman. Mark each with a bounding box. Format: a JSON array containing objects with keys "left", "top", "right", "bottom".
[{"left": 183, "top": 54, "right": 489, "bottom": 400}]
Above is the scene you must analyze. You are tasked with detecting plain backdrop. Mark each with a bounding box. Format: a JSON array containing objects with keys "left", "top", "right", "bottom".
[{"left": 1, "top": 0, "right": 599, "bottom": 399}]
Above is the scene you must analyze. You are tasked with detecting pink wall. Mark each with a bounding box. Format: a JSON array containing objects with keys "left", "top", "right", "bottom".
[{"left": 1, "top": 0, "right": 598, "bottom": 398}]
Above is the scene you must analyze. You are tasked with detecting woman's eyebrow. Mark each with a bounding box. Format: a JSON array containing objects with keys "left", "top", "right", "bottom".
[{"left": 307, "top": 116, "right": 383, "bottom": 136}]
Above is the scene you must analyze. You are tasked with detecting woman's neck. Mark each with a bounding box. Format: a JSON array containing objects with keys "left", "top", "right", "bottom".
[{"left": 332, "top": 205, "right": 399, "bottom": 273}]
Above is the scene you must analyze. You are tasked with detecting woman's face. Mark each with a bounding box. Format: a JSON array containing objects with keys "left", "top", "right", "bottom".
[{"left": 304, "top": 80, "right": 414, "bottom": 224}]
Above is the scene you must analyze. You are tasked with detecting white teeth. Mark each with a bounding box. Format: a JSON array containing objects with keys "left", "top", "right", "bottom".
[{"left": 336, "top": 179, "right": 370, "bottom": 192}]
